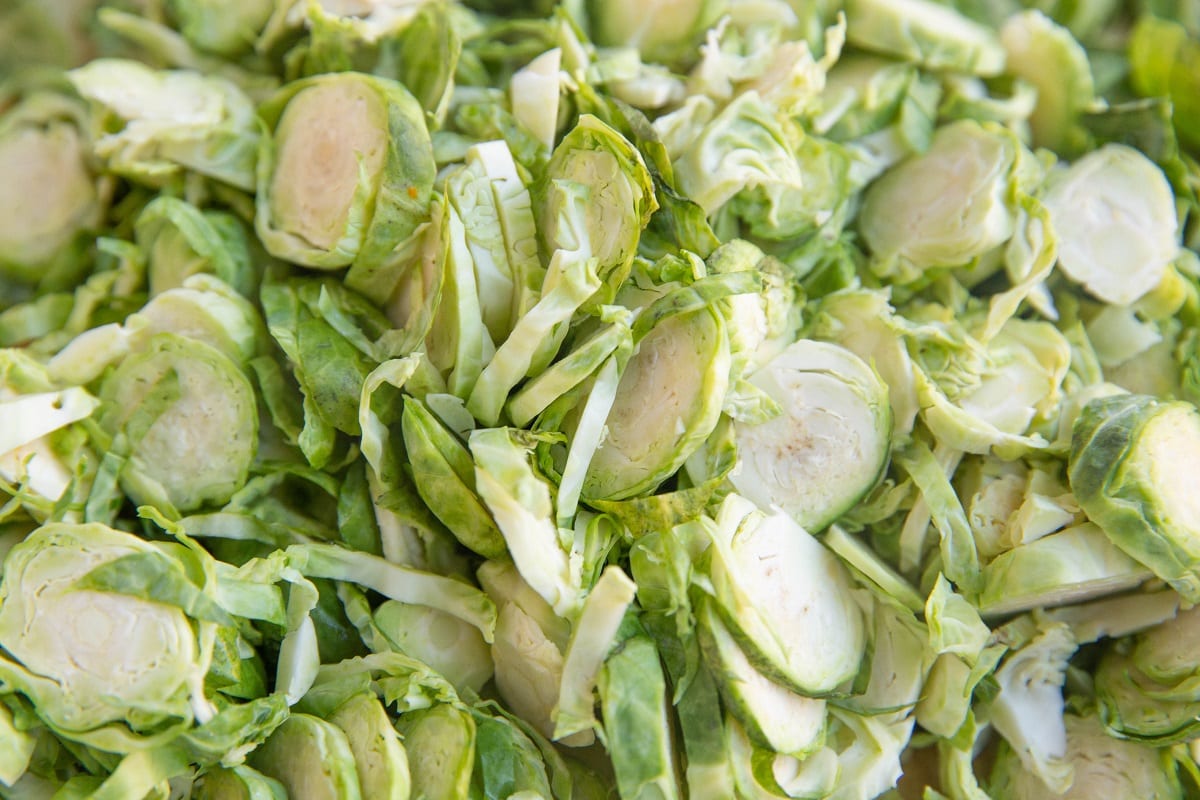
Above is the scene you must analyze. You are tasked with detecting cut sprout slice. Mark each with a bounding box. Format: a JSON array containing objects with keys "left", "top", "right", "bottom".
[
  {"left": 1069, "top": 394, "right": 1200, "bottom": 601},
  {"left": 731, "top": 338, "right": 892, "bottom": 532},
  {"left": 582, "top": 306, "right": 731, "bottom": 500},
  {"left": 0, "top": 117, "right": 99, "bottom": 280},
  {"left": 0, "top": 522, "right": 206, "bottom": 737},
  {"left": 373, "top": 600, "right": 494, "bottom": 694},
  {"left": 1043, "top": 144, "right": 1178, "bottom": 306},
  {"left": 857, "top": 120, "right": 1018, "bottom": 276},
  {"left": 988, "top": 712, "right": 1184, "bottom": 799},
  {"left": 266, "top": 78, "right": 387, "bottom": 255},
  {"left": 248, "top": 714, "right": 363, "bottom": 800},
  {"left": 704, "top": 495, "right": 867, "bottom": 695},
  {"left": 396, "top": 703, "right": 476, "bottom": 800},
  {"left": 844, "top": 0, "right": 1007, "bottom": 76},
  {"left": 98, "top": 333, "right": 258, "bottom": 513},
  {"left": 696, "top": 598, "right": 826, "bottom": 757},
  {"left": 328, "top": 693, "right": 411, "bottom": 800},
  {"left": 255, "top": 72, "right": 435, "bottom": 273},
  {"left": 977, "top": 523, "right": 1153, "bottom": 618}
]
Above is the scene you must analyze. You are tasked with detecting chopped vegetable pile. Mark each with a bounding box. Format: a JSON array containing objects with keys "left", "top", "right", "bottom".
[{"left": 4, "top": 0, "right": 1200, "bottom": 798}]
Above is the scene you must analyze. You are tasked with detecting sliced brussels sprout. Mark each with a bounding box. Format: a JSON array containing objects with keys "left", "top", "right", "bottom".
[
  {"left": 249, "top": 714, "right": 363, "bottom": 800},
  {"left": 1093, "top": 604, "right": 1200, "bottom": 744},
  {"left": 130, "top": 275, "right": 265, "bottom": 365},
  {"left": 1069, "top": 393, "right": 1200, "bottom": 601},
  {"left": 582, "top": 305, "right": 731, "bottom": 500},
  {"left": 989, "top": 712, "right": 1183, "bottom": 799},
  {"left": 401, "top": 396, "right": 506, "bottom": 559},
  {"left": 988, "top": 623, "right": 1077, "bottom": 793},
  {"left": 1099, "top": 604, "right": 1200, "bottom": 734},
  {"left": 813, "top": 290, "right": 920, "bottom": 441},
  {"left": 0, "top": 522, "right": 209, "bottom": 742},
  {"left": 554, "top": 566, "right": 637, "bottom": 741},
  {"left": 135, "top": 196, "right": 257, "bottom": 298},
  {"left": 374, "top": 599, "right": 494, "bottom": 693},
  {"left": 588, "top": 0, "right": 720, "bottom": 65},
  {"left": 703, "top": 495, "right": 867, "bottom": 695},
  {"left": 195, "top": 765, "right": 287, "bottom": 800},
  {"left": 263, "top": 78, "right": 385, "bottom": 255},
  {"left": 534, "top": 114, "right": 656, "bottom": 289},
  {"left": 999, "top": 10, "right": 1095, "bottom": 152},
  {"left": 470, "top": 708, "right": 555, "bottom": 799},
  {"left": 470, "top": 428, "right": 578, "bottom": 618},
  {"left": 697, "top": 599, "right": 826, "bottom": 757},
  {"left": 166, "top": 0, "right": 274, "bottom": 57},
  {"left": 731, "top": 339, "right": 892, "bottom": 532},
  {"left": 98, "top": 333, "right": 258, "bottom": 513},
  {"left": 489, "top": 600, "right": 580, "bottom": 746},
  {"left": 256, "top": 72, "right": 435, "bottom": 272},
  {"left": 1043, "top": 145, "right": 1178, "bottom": 305},
  {"left": 1094, "top": 645, "right": 1200, "bottom": 744},
  {"left": 510, "top": 48, "right": 561, "bottom": 151},
  {"left": 0, "top": 91, "right": 101, "bottom": 286},
  {"left": 977, "top": 523, "right": 1153, "bottom": 617},
  {"left": 397, "top": 703, "right": 476, "bottom": 800},
  {"left": 68, "top": 58, "right": 260, "bottom": 190},
  {"left": 328, "top": 693, "right": 411, "bottom": 800},
  {"left": 844, "top": 0, "right": 1007, "bottom": 75},
  {"left": 1128, "top": 604, "right": 1200, "bottom": 685},
  {"left": 858, "top": 120, "right": 1018, "bottom": 278},
  {"left": 444, "top": 139, "right": 543, "bottom": 348},
  {"left": 597, "top": 622, "right": 681, "bottom": 800}
]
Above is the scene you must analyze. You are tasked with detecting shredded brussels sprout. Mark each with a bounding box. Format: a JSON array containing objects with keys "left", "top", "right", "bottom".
[{"left": 3, "top": 1, "right": 1200, "bottom": 798}]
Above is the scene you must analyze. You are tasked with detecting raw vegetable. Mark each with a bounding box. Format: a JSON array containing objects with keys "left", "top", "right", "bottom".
[{"left": 2, "top": 1, "right": 1200, "bottom": 798}]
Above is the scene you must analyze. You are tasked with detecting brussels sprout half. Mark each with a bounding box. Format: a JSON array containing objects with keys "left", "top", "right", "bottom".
[
  {"left": 328, "top": 693, "right": 411, "bottom": 800},
  {"left": 731, "top": 339, "right": 892, "bottom": 533},
  {"left": 256, "top": 72, "right": 435, "bottom": 274},
  {"left": 696, "top": 599, "right": 826, "bottom": 758},
  {"left": 0, "top": 523, "right": 209, "bottom": 740},
  {"left": 1044, "top": 144, "right": 1179, "bottom": 305},
  {"left": 0, "top": 93, "right": 101, "bottom": 286},
  {"left": 1069, "top": 393, "right": 1200, "bottom": 601},
  {"left": 858, "top": 120, "right": 1019, "bottom": 277},
  {"left": 249, "top": 714, "right": 364, "bottom": 800},
  {"left": 99, "top": 333, "right": 258, "bottom": 513},
  {"left": 582, "top": 305, "right": 731, "bottom": 501},
  {"left": 704, "top": 495, "right": 867, "bottom": 696}
]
